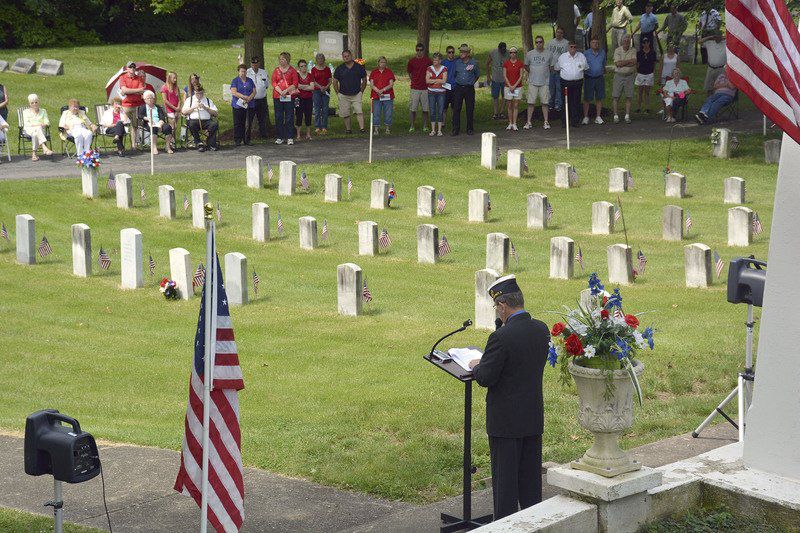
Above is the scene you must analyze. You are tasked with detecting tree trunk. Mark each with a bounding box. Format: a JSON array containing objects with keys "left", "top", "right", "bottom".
[
  {"left": 520, "top": 0, "right": 533, "bottom": 53},
  {"left": 243, "top": 0, "right": 264, "bottom": 67},
  {"left": 348, "top": 0, "right": 362, "bottom": 58},
  {"left": 591, "top": 2, "right": 608, "bottom": 51},
  {"left": 557, "top": 0, "right": 577, "bottom": 43},
  {"left": 416, "top": 0, "right": 432, "bottom": 54}
]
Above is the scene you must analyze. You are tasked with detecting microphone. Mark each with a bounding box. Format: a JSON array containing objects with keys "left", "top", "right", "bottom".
[
  {"left": 430, "top": 319, "right": 472, "bottom": 358},
  {"left": 495, "top": 318, "right": 503, "bottom": 330}
]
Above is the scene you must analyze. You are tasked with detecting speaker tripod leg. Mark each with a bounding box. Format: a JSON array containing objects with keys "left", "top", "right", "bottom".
[
  {"left": 692, "top": 387, "right": 739, "bottom": 438},
  {"left": 50, "top": 479, "right": 63, "bottom": 533}
]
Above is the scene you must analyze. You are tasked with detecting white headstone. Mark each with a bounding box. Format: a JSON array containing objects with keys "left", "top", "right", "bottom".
[
  {"left": 724, "top": 177, "right": 746, "bottom": 204},
  {"left": 486, "top": 233, "right": 510, "bottom": 274},
  {"left": 764, "top": 139, "right": 782, "bottom": 164},
  {"left": 299, "top": 216, "right": 318, "bottom": 250},
  {"left": 507, "top": 149, "right": 525, "bottom": 178},
  {"left": 158, "top": 185, "right": 175, "bottom": 219},
  {"left": 662, "top": 205, "right": 684, "bottom": 241},
  {"left": 370, "top": 179, "right": 389, "bottom": 209},
  {"left": 169, "top": 248, "right": 193, "bottom": 300},
  {"left": 325, "top": 173, "right": 342, "bottom": 202},
  {"left": 246, "top": 155, "right": 263, "bottom": 189},
  {"left": 252, "top": 202, "right": 270, "bottom": 242},
  {"left": 120, "top": 228, "right": 143, "bottom": 289},
  {"left": 607, "top": 244, "right": 634, "bottom": 285},
  {"left": 279, "top": 160, "right": 297, "bottom": 196},
  {"left": 191, "top": 189, "right": 208, "bottom": 229},
  {"left": 664, "top": 172, "right": 686, "bottom": 198},
  {"left": 728, "top": 206, "right": 753, "bottom": 247},
  {"left": 358, "top": 221, "right": 378, "bottom": 256},
  {"left": 684, "top": 243, "right": 712, "bottom": 288},
  {"left": 318, "top": 31, "right": 347, "bottom": 56},
  {"left": 592, "top": 201, "right": 615, "bottom": 235},
  {"left": 116, "top": 173, "right": 133, "bottom": 209},
  {"left": 609, "top": 168, "right": 631, "bottom": 193},
  {"left": 527, "top": 193, "right": 549, "bottom": 230},
  {"left": 475, "top": 269, "right": 501, "bottom": 330},
  {"left": 337, "top": 263, "right": 363, "bottom": 316},
  {"left": 71, "top": 223, "right": 91, "bottom": 277},
  {"left": 712, "top": 127, "right": 732, "bottom": 158},
  {"left": 579, "top": 288, "right": 593, "bottom": 312},
  {"left": 417, "top": 224, "right": 439, "bottom": 264},
  {"left": 15, "top": 214, "right": 35, "bottom": 265},
  {"left": 481, "top": 132, "right": 497, "bottom": 170},
  {"left": 224, "top": 252, "right": 248, "bottom": 306},
  {"left": 37, "top": 59, "right": 64, "bottom": 76},
  {"left": 468, "top": 189, "right": 489, "bottom": 222},
  {"left": 11, "top": 58, "right": 35, "bottom": 74},
  {"left": 417, "top": 186, "right": 435, "bottom": 217},
  {"left": 81, "top": 167, "right": 98, "bottom": 198},
  {"left": 555, "top": 162, "right": 577, "bottom": 189},
  {"left": 0, "top": 60, "right": 8, "bottom": 72},
  {"left": 549, "top": 237, "right": 574, "bottom": 280}
]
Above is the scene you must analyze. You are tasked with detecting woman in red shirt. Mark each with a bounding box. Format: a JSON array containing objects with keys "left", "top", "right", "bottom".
[
  {"left": 271, "top": 52, "right": 299, "bottom": 145},
  {"left": 311, "top": 53, "right": 332, "bottom": 134},
  {"left": 294, "top": 59, "right": 315, "bottom": 141},
  {"left": 502, "top": 47, "right": 525, "bottom": 130},
  {"left": 368, "top": 56, "right": 396, "bottom": 135}
]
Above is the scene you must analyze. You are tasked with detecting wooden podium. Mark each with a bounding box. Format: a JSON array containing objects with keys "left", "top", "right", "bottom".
[{"left": 424, "top": 351, "right": 493, "bottom": 532}]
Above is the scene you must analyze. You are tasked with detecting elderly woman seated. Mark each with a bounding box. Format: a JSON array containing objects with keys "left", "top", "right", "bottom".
[
  {"left": 137, "top": 90, "right": 173, "bottom": 155},
  {"left": 59, "top": 98, "right": 96, "bottom": 156},
  {"left": 23, "top": 94, "right": 53, "bottom": 161},
  {"left": 100, "top": 97, "right": 131, "bottom": 156},
  {"left": 660, "top": 68, "right": 693, "bottom": 123}
]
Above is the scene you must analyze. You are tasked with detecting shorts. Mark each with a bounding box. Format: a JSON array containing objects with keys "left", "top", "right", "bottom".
[
  {"left": 612, "top": 73, "right": 635, "bottom": 98},
  {"left": 704, "top": 66, "right": 725, "bottom": 91},
  {"left": 409, "top": 89, "right": 429, "bottom": 112},
  {"left": 504, "top": 87, "right": 522, "bottom": 100},
  {"left": 583, "top": 76, "right": 605, "bottom": 101},
  {"left": 635, "top": 73, "right": 654, "bottom": 87},
  {"left": 491, "top": 80, "right": 504, "bottom": 99},
  {"left": 526, "top": 84, "right": 550, "bottom": 105},
  {"left": 338, "top": 92, "right": 363, "bottom": 118}
]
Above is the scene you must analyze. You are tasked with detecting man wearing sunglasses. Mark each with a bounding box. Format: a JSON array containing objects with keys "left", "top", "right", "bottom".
[{"left": 523, "top": 36, "right": 552, "bottom": 129}]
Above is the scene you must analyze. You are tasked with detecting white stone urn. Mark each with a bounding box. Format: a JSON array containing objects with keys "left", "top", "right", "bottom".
[
  {"left": 81, "top": 165, "right": 99, "bottom": 198},
  {"left": 569, "top": 359, "right": 644, "bottom": 478}
]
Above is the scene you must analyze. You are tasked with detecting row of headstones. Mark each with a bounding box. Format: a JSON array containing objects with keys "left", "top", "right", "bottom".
[{"left": 2, "top": 58, "right": 63, "bottom": 75}]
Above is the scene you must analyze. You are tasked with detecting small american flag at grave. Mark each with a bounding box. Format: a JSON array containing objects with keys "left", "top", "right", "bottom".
[
  {"left": 98, "top": 248, "right": 111, "bottom": 270},
  {"left": 38, "top": 235, "right": 52, "bottom": 258}
]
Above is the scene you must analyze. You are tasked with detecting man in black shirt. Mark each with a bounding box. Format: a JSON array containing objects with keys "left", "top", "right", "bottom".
[
  {"left": 332, "top": 50, "right": 367, "bottom": 134},
  {"left": 469, "top": 275, "right": 550, "bottom": 520},
  {"left": 634, "top": 38, "right": 658, "bottom": 113}
]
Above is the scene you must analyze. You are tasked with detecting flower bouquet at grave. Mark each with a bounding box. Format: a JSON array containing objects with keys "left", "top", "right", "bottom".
[
  {"left": 160, "top": 278, "right": 179, "bottom": 300},
  {"left": 76, "top": 150, "right": 101, "bottom": 169}
]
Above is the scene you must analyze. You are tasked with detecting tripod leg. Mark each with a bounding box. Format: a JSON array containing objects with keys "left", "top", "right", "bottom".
[
  {"left": 738, "top": 375, "right": 745, "bottom": 442},
  {"left": 692, "top": 387, "right": 738, "bottom": 438}
]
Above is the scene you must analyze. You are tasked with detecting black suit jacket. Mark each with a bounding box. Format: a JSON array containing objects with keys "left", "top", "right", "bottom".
[{"left": 473, "top": 312, "right": 550, "bottom": 438}]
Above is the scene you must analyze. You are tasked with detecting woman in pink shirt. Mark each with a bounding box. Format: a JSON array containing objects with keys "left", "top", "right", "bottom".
[
  {"left": 159, "top": 71, "right": 179, "bottom": 153},
  {"left": 271, "top": 52, "right": 299, "bottom": 145}
]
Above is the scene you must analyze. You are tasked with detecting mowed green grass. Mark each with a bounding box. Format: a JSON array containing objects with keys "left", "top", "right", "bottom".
[
  {"left": 0, "top": 507, "right": 101, "bottom": 533},
  {"left": 0, "top": 25, "right": 733, "bottom": 154},
  {"left": 0, "top": 134, "right": 775, "bottom": 501}
]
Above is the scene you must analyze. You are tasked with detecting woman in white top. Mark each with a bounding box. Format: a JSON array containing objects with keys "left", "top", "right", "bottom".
[
  {"left": 425, "top": 52, "right": 448, "bottom": 136},
  {"left": 661, "top": 68, "right": 692, "bottom": 123},
  {"left": 660, "top": 45, "right": 679, "bottom": 86},
  {"left": 23, "top": 94, "right": 53, "bottom": 160},
  {"left": 59, "top": 98, "right": 96, "bottom": 156}
]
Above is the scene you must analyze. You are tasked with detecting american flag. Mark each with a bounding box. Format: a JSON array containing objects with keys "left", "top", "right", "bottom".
[
  {"left": 362, "top": 276, "right": 373, "bottom": 303},
  {"left": 437, "top": 192, "right": 446, "bottom": 214},
  {"left": 637, "top": 249, "right": 647, "bottom": 275},
  {"left": 546, "top": 202, "right": 554, "bottom": 222},
  {"left": 322, "top": 219, "right": 329, "bottom": 241},
  {"left": 714, "top": 249, "right": 725, "bottom": 279},
  {"left": 174, "top": 253, "right": 245, "bottom": 533},
  {"left": 300, "top": 171, "right": 309, "bottom": 191},
  {"left": 613, "top": 307, "right": 624, "bottom": 319},
  {"left": 149, "top": 253, "right": 156, "bottom": 276},
  {"left": 378, "top": 227, "right": 392, "bottom": 250},
  {"left": 38, "top": 235, "right": 52, "bottom": 258},
  {"left": 216, "top": 202, "right": 222, "bottom": 223},
  {"left": 685, "top": 210, "right": 693, "bottom": 233},
  {"left": 1, "top": 222, "right": 8, "bottom": 241},
  {"left": 510, "top": 241, "right": 519, "bottom": 265},
  {"left": 388, "top": 182, "right": 396, "bottom": 205},
  {"left": 98, "top": 248, "right": 111, "bottom": 270},
  {"left": 107, "top": 171, "right": 116, "bottom": 191},
  {"left": 193, "top": 263, "right": 206, "bottom": 288},
  {"left": 347, "top": 177, "right": 353, "bottom": 197},
  {"left": 486, "top": 193, "right": 491, "bottom": 212},
  {"left": 575, "top": 246, "right": 584, "bottom": 273},
  {"left": 614, "top": 206, "right": 622, "bottom": 222},
  {"left": 183, "top": 194, "right": 190, "bottom": 212},
  {"left": 438, "top": 235, "right": 451, "bottom": 257},
  {"left": 725, "top": 0, "right": 800, "bottom": 145},
  {"left": 277, "top": 213, "right": 284, "bottom": 236},
  {"left": 267, "top": 162, "right": 274, "bottom": 183},
  {"left": 752, "top": 212, "right": 764, "bottom": 235},
  {"left": 140, "top": 185, "right": 146, "bottom": 204},
  {"left": 252, "top": 269, "right": 260, "bottom": 297}
]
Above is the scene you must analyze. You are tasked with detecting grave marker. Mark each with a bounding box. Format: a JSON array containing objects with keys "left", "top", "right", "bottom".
[
  {"left": 81, "top": 168, "right": 98, "bottom": 198},
  {"left": 158, "top": 185, "right": 175, "bottom": 219},
  {"left": 116, "top": 173, "right": 133, "bottom": 209},
  {"left": 712, "top": 127, "right": 733, "bottom": 158},
  {"left": 224, "top": 252, "right": 248, "bottom": 306},
  {"left": 169, "top": 248, "right": 193, "bottom": 300},
  {"left": 662, "top": 205, "right": 684, "bottom": 241},
  {"left": 417, "top": 224, "right": 439, "bottom": 264},
  {"left": 358, "top": 221, "right": 378, "bottom": 256},
  {"left": 278, "top": 161, "right": 296, "bottom": 196},
  {"left": 120, "top": 228, "right": 143, "bottom": 289},
  {"left": 608, "top": 168, "right": 631, "bottom": 193},
  {"left": 527, "top": 193, "right": 549, "bottom": 230},
  {"left": 486, "top": 233, "right": 510, "bottom": 274},
  {"left": 246, "top": 155, "right": 263, "bottom": 188},
  {"left": 191, "top": 189, "right": 208, "bottom": 229},
  {"left": 764, "top": 139, "right": 781, "bottom": 164},
  {"left": 11, "top": 58, "right": 35, "bottom": 74},
  {"left": 475, "top": 269, "right": 501, "bottom": 330},
  {"left": 337, "top": 263, "right": 363, "bottom": 316},
  {"left": 728, "top": 206, "right": 753, "bottom": 247},
  {"left": 370, "top": 179, "right": 389, "bottom": 209},
  {"left": 549, "top": 236, "right": 575, "bottom": 280},
  {"left": 37, "top": 59, "right": 64, "bottom": 76},
  {"left": 664, "top": 172, "right": 686, "bottom": 198},
  {"left": 71, "top": 224, "right": 91, "bottom": 277},
  {"left": 684, "top": 243, "right": 713, "bottom": 288},
  {"left": 592, "top": 201, "right": 615, "bottom": 235},
  {"left": 468, "top": 189, "right": 489, "bottom": 222},
  {"left": 252, "top": 203, "right": 270, "bottom": 242},
  {"left": 724, "top": 177, "right": 746, "bottom": 204},
  {"left": 607, "top": 244, "right": 634, "bottom": 285},
  {"left": 325, "top": 173, "right": 342, "bottom": 202},
  {"left": 555, "top": 163, "right": 577, "bottom": 189},
  {"left": 507, "top": 149, "right": 525, "bottom": 178},
  {"left": 299, "top": 216, "right": 318, "bottom": 250},
  {"left": 417, "top": 186, "right": 435, "bottom": 217},
  {"left": 15, "top": 214, "right": 35, "bottom": 265},
  {"left": 481, "top": 132, "right": 497, "bottom": 170}
]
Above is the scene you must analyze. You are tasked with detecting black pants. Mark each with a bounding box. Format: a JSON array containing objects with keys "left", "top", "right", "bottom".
[
  {"left": 452, "top": 84, "right": 475, "bottom": 134},
  {"left": 560, "top": 78, "right": 583, "bottom": 126},
  {"left": 187, "top": 119, "right": 218, "bottom": 147},
  {"left": 489, "top": 434, "right": 542, "bottom": 520},
  {"left": 295, "top": 97, "right": 312, "bottom": 127},
  {"left": 247, "top": 98, "right": 269, "bottom": 140},
  {"left": 232, "top": 107, "right": 252, "bottom": 144},
  {"left": 108, "top": 122, "right": 126, "bottom": 150},
  {"left": 150, "top": 124, "right": 172, "bottom": 135}
]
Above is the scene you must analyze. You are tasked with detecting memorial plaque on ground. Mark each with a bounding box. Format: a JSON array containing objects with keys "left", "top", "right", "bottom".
[
  {"left": 0, "top": 60, "right": 8, "bottom": 72},
  {"left": 37, "top": 59, "right": 64, "bottom": 76},
  {"left": 11, "top": 58, "right": 35, "bottom": 74}
]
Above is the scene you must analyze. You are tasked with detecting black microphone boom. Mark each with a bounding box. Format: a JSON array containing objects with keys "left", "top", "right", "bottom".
[{"left": 430, "top": 319, "right": 472, "bottom": 356}]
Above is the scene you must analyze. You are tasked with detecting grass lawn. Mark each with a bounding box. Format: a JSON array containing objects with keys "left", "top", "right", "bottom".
[
  {"left": 0, "top": 507, "right": 102, "bottom": 533},
  {"left": 0, "top": 133, "right": 775, "bottom": 502},
  {"left": 0, "top": 25, "right": 746, "bottom": 155}
]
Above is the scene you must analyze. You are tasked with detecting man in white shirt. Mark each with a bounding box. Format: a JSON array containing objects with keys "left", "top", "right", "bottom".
[
  {"left": 246, "top": 56, "right": 270, "bottom": 142},
  {"left": 524, "top": 35, "right": 553, "bottom": 130},
  {"left": 699, "top": 33, "right": 727, "bottom": 94},
  {"left": 556, "top": 42, "right": 587, "bottom": 128},
  {"left": 181, "top": 85, "right": 219, "bottom": 151},
  {"left": 698, "top": 9, "right": 721, "bottom": 64}
]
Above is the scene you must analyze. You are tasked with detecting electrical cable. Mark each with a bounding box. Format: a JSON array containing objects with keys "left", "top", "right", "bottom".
[{"left": 94, "top": 457, "right": 113, "bottom": 532}]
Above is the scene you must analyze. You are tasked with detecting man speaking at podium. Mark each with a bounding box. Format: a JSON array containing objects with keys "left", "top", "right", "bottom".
[{"left": 468, "top": 275, "right": 550, "bottom": 520}]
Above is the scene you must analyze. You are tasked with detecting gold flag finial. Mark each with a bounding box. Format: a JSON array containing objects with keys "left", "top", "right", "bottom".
[{"left": 204, "top": 202, "right": 214, "bottom": 220}]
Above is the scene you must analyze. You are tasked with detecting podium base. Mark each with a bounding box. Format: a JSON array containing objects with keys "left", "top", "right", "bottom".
[{"left": 440, "top": 512, "right": 493, "bottom": 532}]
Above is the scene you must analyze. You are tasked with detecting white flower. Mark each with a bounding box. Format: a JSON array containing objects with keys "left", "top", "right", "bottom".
[
  {"left": 591, "top": 309, "right": 602, "bottom": 321},
  {"left": 612, "top": 315, "right": 627, "bottom": 327},
  {"left": 583, "top": 345, "right": 596, "bottom": 358},
  {"left": 633, "top": 331, "right": 647, "bottom": 349}
]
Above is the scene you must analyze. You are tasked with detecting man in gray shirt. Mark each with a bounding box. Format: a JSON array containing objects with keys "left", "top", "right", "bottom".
[
  {"left": 524, "top": 35, "right": 553, "bottom": 129},
  {"left": 546, "top": 27, "right": 569, "bottom": 112},
  {"left": 486, "top": 42, "right": 509, "bottom": 119}
]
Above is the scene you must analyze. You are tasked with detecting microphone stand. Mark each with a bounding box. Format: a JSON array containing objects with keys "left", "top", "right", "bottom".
[{"left": 429, "top": 319, "right": 472, "bottom": 358}]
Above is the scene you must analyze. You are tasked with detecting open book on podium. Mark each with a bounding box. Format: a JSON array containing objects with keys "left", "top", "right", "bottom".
[{"left": 424, "top": 347, "right": 483, "bottom": 381}]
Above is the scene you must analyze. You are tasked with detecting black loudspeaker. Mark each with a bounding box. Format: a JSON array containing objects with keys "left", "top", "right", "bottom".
[
  {"left": 726, "top": 257, "right": 767, "bottom": 307},
  {"left": 24, "top": 409, "right": 100, "bottom": 483}
]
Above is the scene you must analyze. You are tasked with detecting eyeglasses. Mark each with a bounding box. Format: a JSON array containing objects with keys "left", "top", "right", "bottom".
[
  {"left": 535, "top": 40, "right": 544, "bottom": 44},
  {"left": 416, "top": 48, "right": 424, "bottom": 51}
]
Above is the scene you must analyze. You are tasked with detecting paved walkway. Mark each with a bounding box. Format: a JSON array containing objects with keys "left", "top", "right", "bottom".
[
  {"left": 0, "top": 423, "right": 736, "bottom": 532},
  {"left": 0, "top": 112, "right": 764, "bottom": 182}
]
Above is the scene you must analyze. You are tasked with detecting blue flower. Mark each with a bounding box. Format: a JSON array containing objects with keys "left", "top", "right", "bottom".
[
  {"left": 643, "top": 327, "right": 655, "bottom": 350},
  {"left": 607, "top": 288, "right": 623, "bottom": 309},
  {"left": 548, "top": 343, "right": 558, "bottom": 367},
  {"left": 588, "top": 272, "right": 605, "bottom": 296},
  {"left": 612, "top": 338, "right": 630, "bottom": 360}
]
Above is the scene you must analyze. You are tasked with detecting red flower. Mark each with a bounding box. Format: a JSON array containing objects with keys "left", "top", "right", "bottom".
[
  {"left": 602, "top": 296, "right": 608, "bottom": 306},
  {"left": 551, "top": 322, "right": 567, "bottom": 336},
  {"left": 565, "top": 334, "right": 585, "bottom": 356},
  {"left": 625, "top": 314, "right": 639, "bottom": 328},
  {"left": 600, "top": 309, "right": 609, "bottom": 320},
  {"left": 160, "top": 277, "right": 169, "bottom": 288}
]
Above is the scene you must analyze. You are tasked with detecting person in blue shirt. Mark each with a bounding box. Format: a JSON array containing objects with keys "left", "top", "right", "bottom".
[
  {"left": 451, "top": 43, "right": 480, "bottom": 136},
  {"left": 441, "top": 45, "right": 458, "bottom": 123},
  {"left": 633, "top": 2, "right": 660, "bottom": 53},
  {"left": 582, "top": 37, "right": 607, "bottom": 125},
  {"left": 230, "top": 63, "right": 256, "bottom": 146}
]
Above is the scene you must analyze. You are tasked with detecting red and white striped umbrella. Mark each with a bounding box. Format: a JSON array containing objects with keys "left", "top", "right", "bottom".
[{"left": 105, "top": 62, "right": 167, "bottom": 103}]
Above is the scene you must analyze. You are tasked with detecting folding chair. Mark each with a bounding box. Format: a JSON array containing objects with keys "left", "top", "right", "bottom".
[
  {"left": 136, "top": 106, "right": 169, "bottom": 151},
  {"left": 94, "top": 104, "right": 129, "bottom": 153},
  {"left": 58, "top": 105, "right": 89, "bottom": 158},
  {"left": 17, "top": 107, "right": 51, "bottom": 155}
]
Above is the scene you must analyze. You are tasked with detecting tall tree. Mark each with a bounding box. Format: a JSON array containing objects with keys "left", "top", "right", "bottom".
[
  {"left": 348, "top": 0, "right": 362, "bottom": 58},
  {"left": 243, "top": 0, "right": 264, "bottom": 66},
  {"left": 591, "top": 0, "right": 607, "bottom": 50},
  {"left": 520, "top": 0, "right": 533, "bottom": 53},
  {"left": 557, "top": 0, "right": 577, "bottom": 43},
  {"left": 416, "top": 0, "right": 432, "bottom": 53}
]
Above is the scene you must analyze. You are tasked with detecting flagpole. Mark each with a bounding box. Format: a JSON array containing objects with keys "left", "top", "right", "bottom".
[
  {"left": 368, "top": 98, "right": 374, "bottom": 164},
  {"left": 200, "top": 203, "right": 215, "bottom": 533},
  {"left": 617, "top": 194, "right": 629, "bottom": 249},
  {"left": 149, "top": 107, "right": 155, "bottom": 176},
  {"left": 564, "top": 87, "right": 570, "bottom": 150}
]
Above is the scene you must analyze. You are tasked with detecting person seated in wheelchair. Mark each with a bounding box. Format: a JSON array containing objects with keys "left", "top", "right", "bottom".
[
  {"left": 59, "top": 98, "right": 97, "bottom": 156},
  {"left": 660, "top": 68, "right": 692, "bottom": 123},
  {"left": 695, "top": 73, "right": 736, "bottom": 125},
  {"left": 181, "top": 85, "right": 219, "bottom": 152},
  {"left": 137, "top": 90, "right": 173, "bottom": 155},
  {"left": 100, "top": 97, "right": 131, "bottom": 156}
]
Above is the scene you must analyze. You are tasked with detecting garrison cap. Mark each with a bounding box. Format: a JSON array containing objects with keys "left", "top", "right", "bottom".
[{"left": 488, "top": 274, "right": 521, "bottom": 300}]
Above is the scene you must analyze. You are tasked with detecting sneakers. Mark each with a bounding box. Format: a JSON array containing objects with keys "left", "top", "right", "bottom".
[
  {"left": 506, "top": 124, "right": 513, "bottom": 130},
  {"left": 422, "top": 126, "right": 429, "bottom": 132},
  {"left": 624, "top": 115, "right": 631, "bottom": 124},
  {"left": 287, "top": 138, "right": 294, "bottom": 145},
  {"left": 429, "top": 129, "right": 436, "bottom": 136},
  {"left": 543, "top": 122, "right": 551, "bottom": 130},
  {"left": 314, "top": 128, "right": 321, "bottom": 134},
  {"left": 491, "top": 114, "right": 498, "bottom": 120},
  {"left": 275, "top": 138, "right": 284, "bottom": 145},
  {"left": 409, "top": 127, "right": 416, "bottom": 133},
  {"left": 595, "top": 116, "right": 604, "bottom": 125},
  {"left": 581, "top": 117, "right": 590, "bottom": 125},
  {"left": 613, "top": 115, "right": 620, "bottom": 124},
  {"left": 374, "top": 127, "right": 380, "bottom": 135},
  {"left": 437, "top": 131, "right": 443, "bottom": 136},
  {"left": 666, "top": 117, "right": 676, "bottom": 123},
  {"left": 523, "top": 122, "right": 532, "bottom": 130},
  {"left": 511, "top": 124, "right": 518, "bottom": 131},
  {"left": 385, "top": 126, "right": 390, "bottom": 134}
]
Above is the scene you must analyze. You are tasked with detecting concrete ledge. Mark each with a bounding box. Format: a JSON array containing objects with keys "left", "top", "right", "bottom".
[
  {"left": 475, "top": 495, "right": 597, "bottom": 532},
  {"left": 547, "top": 465, "right": 662, "bottom": 502}
]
